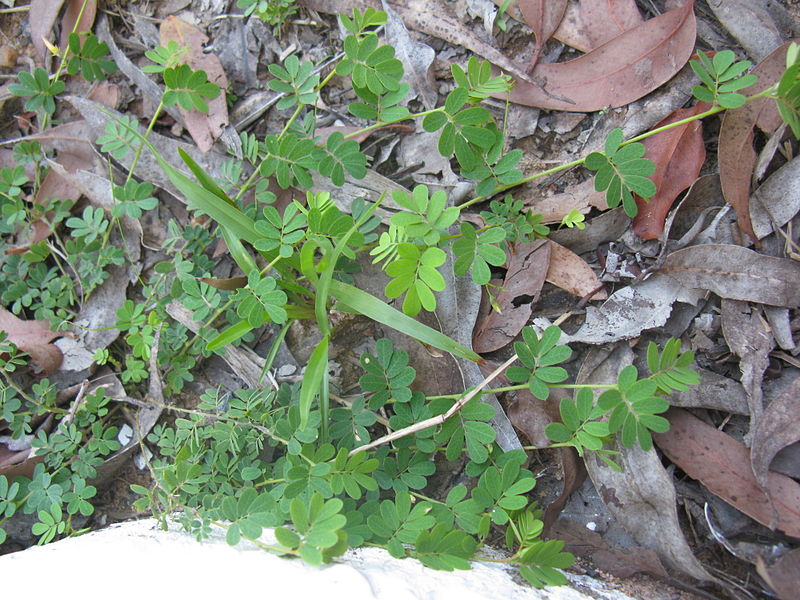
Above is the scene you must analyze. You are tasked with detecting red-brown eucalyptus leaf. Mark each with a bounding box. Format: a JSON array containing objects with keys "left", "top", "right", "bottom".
[
  {"left": 0, "top": 307, "right": 63, "bottom": 374},
  {"left": 159, "top": 16, "right": 229, "bottom": 152},
  {"left": 579, "top": 0, "right": 643, "bottom": 48},
  {"left": 655, "top": 408, "right": 800, "bottom": 538},
  {"left": 632, "top": 102, "right": 709, "bottom": 240},
  {"left": 472, "top": 239, "right": 550, "bottom": 353},
  {"left": 518, "top": 0, "right": 568, "bottom": 71},
  {"left": 718, "top": 41, "right": 793, "bottom": 242},
  {"left": 503, "top": 0, "right": 696, "bottom": 111}
]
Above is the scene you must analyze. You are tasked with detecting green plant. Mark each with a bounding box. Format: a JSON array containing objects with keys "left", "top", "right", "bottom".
[
  {"left": 2, "top": 3, "right": 799, "bottom": 592},
  {"left": 238, "top": 0, "right": 298, "bottom": 35}
]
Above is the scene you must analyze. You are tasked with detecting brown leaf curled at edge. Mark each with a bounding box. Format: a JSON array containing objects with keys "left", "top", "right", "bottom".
[
  {"left": 632, "top": 102, "right": 709, "bottom": 240},
  {"left": 718, "top": 41, "right": 792, "bottom": 242},
  {"left": 518, "top": 0, "right": 568, "bottom": 71},
  {"left": 659, "top": 244, "right": 800, "bottom": 307},
  {"left": 472, "top": 239, "right": 550, "bottom": 353},
  {"left": 159, "top": 16, "right": 229, "bottom": 152},
  {"left": 751, "top": 374, "right": 800, "bottom": 493},
  {"left": 0, "top": 307, "right": 63, "bottom": 374},
  {"left": 655, "top": 408, "right": 800, "bottom": 539},
  {"left": 502, "top": 0, "right": 696, "bottom": 111}
]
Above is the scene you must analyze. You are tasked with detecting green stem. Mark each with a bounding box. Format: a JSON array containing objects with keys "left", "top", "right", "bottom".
[
  {"left": 343, "top": 107, "right": 443, "bottom": 140},
  {"left": 127, "top": 99, "right": 165, "bottom": 183}
]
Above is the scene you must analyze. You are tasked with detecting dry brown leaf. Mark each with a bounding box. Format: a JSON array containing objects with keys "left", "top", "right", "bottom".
[
  {"left": 541, "top": 447, "right": 586, "bottom": 534},
  {"left": 518, "top": 0, "right": 568, "bottom": 71},
  {"left": 720, "top": 299, "right": 773, "bottom": 429},
  {"left": 0, "top": 307, "right": 63, "bottom": 374},
  {"left": 751, "top": 374, "right": 800, "bottom": 493},
  {"left": 301, "top": 0, "right": 533, "bottom": 82},
  {"left": 718, "top": 41, "right": 792, "bottom": 242},
  {"left": 200, "top": 275, "right": 248, "bottom": 291},
  {"left": 578, "top": 0, "right": 643, "bottom": 48},
  {"left": 522, "top": 178, "right": 607, "bottom": 224},
  {"left": 545, "top": 240, "right": 607, "bottom": 299},
  {"left": 750, "top": 155, "right": 800, "bottom": 240},
  {"left": 659, "top": 244, "right": 800, "bottom": 307},
  {"left": 472, "top": 239, "right": 550, "bottom": 353},
  {"left": 706, "top": 0, "right": 784, "bottom": 63},
  {"left": 655, "top": 407, "right": 800, "bottom": 539},
  {"left": 159, "top": 16, "right": 229, "bottom": 152},
  {"left": 757, "top": 547, "right": 800, "bottom": 600},
  {"left": 59, "top": 0, "right": 97, "bottom": 50},
  {"left": 503, "top": 0, "right": 696, "bottom": 111},
  {"left": 30, "top": 0, "right": 64, "bottom": 67},
  {"left": 381, "top": 0, "right": 437, "bottom": 110},
  {"left": 578, "top": 345, "right": 713, "bottom": 580},
  {"left": 632, "top": 103, "right": 709, "bottom": 240}
]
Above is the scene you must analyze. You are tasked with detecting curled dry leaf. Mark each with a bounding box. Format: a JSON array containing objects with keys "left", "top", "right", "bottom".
[
  {"left": 518, "top": 0, "right": 568, "bottom": 71},
  {"left": 751, "top": 374, "right": 800, "bottom": 494},
  {"left": 655, "top": 408, "right": 800, "bottom": 539},
  {"left": 750, "top": 155, "right": 800, "bottom": 240},
  {"left": 472, "top": 239, "right": 550, "bottom": 353},
  {"left": 159, "top": 16, "right": 229, "bottom": 152},
  {"left": 659, "top": 244, "right": 800, "bottom": 307},
  {"left": 578, "top": 344, "right": 713, "bottom": 580},
  {"left": 0, "top": 307, "right": 63, "bottom": 374},
  {"left": 545, "top": 240, "right": 607, "bottom": 300},
  {"left": 578, "top": 0, "right": 643, "bottom": 48},
  {"left": 503, "top": 0, "right": 696, "bottom": 111},
  {"left": 718, "top": 41, "right": 791, "bottom": 242},
  {"left": 720, "top": 299, "right": 773, "bottom": 429},
  {"left": 632, "top": 102, "right": 709, "bottom": 240}
]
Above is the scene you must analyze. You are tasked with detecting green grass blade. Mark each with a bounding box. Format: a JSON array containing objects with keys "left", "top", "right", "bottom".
[
  {"left": 327, "top": 280, "right": 480, "bottom": 362},
  {"left": 299, "top": 334, "right": 329, "bottom": 430},
  {"left": 207, "top": 318, "right": 255, "bottom": 351}
]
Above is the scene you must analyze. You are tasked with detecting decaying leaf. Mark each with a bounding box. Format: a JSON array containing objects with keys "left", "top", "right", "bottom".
[
  {"left": 660, "top": 244, "right": 800, "bottom": 307},
  {"left": 522, "top": 178, "right": 607, "bottom": 224},
  {"left": 706, "top": 0, "right": 784, "bottom": 63},
  {"left": 757, "top": 547, "right": 800, "bottom": 600},
  {"left": 504, "top": 0, "right": 696, "bottom": 111},
  {"left": 750, "top": 155, "right": 800, "bottom": 240},
  {"left": 545, "top": 240, "right": 606, "bottom": 300},
  {"left": 632, "top": 103, "right": 708, "bottom": 240},
  {"left": 59, "top": 0, "right": 97, "bottom": 50},
  {"left": 29, "top": 0, "right": 64, "bottom": 67},
  {"left": 0, "top": 307, "right": 63, "bottom": 374},
  {"left": 655, "top": 408, "right": 800, "bottom": 539},
  {"left": 472, "top": 239, "right": 550, "bottom": 353},
  {"left": 578, "top": 345, "right": 714, "bottom": 581},
  {"left": 751, "top": 374, "right": 800, "bottom": 493},
  {"left": 718, "top": 42, "right": 790, "bottom": 242},
  {"left": 518, "top": 0, "right": 568, "bottom": 71},
  {"left": 381, "top": 0, "right": 437, "bottom": 110},
  {"left": 720, "top": 299, "right": 773, "bottom": 430},
  {"left": 159, "top": 16, "right": 229, "bottom": 152}
]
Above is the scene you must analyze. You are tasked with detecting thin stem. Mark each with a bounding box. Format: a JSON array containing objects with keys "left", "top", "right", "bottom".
[{"left": 127, "top": 99, "right": 165, "bottom": 183}]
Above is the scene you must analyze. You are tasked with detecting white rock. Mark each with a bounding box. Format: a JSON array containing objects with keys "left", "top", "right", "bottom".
[{"left": 1, "top": 518, "right": 638, "bottom": 600}]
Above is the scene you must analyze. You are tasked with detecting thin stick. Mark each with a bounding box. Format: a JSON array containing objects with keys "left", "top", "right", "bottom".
[{"left": 349, "top": 353, "right": 519, "bottom": 456}]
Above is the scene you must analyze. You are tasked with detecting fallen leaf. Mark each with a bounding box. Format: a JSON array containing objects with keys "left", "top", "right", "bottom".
[
  {"left": 632, "top": 102, "right": 709, "bottom": 240},
  {"left": 655, "top": 407, "right": 800, "bottom": 539},
  {"left": 0, "top": 307, "right": 63, "bottom": 374},
  {"left": 59, "top": 0, "right": 97, "bottom": 50},
  {"left": 545, "top": 240, "right": 607, "bottom": 299},
  {"left": 757, "top": 548, "right": 800, "bottom": 600},
  {"left": 88, "top": 81, "right": 119, "bottom": 108},
  {"left": 718, "top": 42, "right": 791, "bottom": 242},
  {"left": 549, "top": 207, "right": 629, "bottom": 256},
  {"left": 522, "top": 178, "right": 607, "bottom": 224},
  {"left": 549, "top": 518, "right": 669, "bottom": 578},
  {"left": 578, "top": 345, "right": 713, "bottom": 580},
  {"left": 200, "top": 275, "right": 247, "bottom": 291},
  {"left": 706, "top": 0, "right": 784, "bottom": 63},
  {"left": 551, "top": 0, "right": 594, "bottom": 53},
  {"left": 473, "top": 239, "right": 550, "bottom": 353},
  {"left": 750, "top": 155, "right": 800, "bottom": 240},
  {"left": 659, "top": 244, "right": 800, "bottom": 307},
  {"left": 159, "top": 16, "right": 229, "bottom": 152},
  {"left": 503, "top": 0, "right": 696, "bottom": 111},
  {"left": 549, "top": 274, "right": 698, "bottom": 345},
  {"left": 665, "top": 367, "right": 749, "bottom": 415},
  {"left": 381, "top": 0, "right": 437, "bottom": 110},
  {"left": 751, "top": 374, "right": 800, "bottom": 494},
  {"left": 518, "top": 0, "right": 568, "bottom": 71},
  {"left": 505, "top": 385, "right": 553, "bottom": 448},
  {"left": 579, "top": 0, "right": 643, "bottom": 48},
  {"left": 29, "top": 0, "right": 64, "bottom": 67},
  {"left": 720, "top": 300, "right": 773, "bottom": 430},
  {"left": 541, "top": 448, "right": 587, "bottom": 533}
]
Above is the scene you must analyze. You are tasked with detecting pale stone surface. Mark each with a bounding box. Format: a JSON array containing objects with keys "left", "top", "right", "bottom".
[{"left": 1, "top": 518, "right": 637, "bottom": 600}]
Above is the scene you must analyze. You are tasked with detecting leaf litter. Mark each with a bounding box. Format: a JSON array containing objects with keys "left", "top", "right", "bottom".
[{"left": 2, "top": 0, "right": 800, "bottom": 596}]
